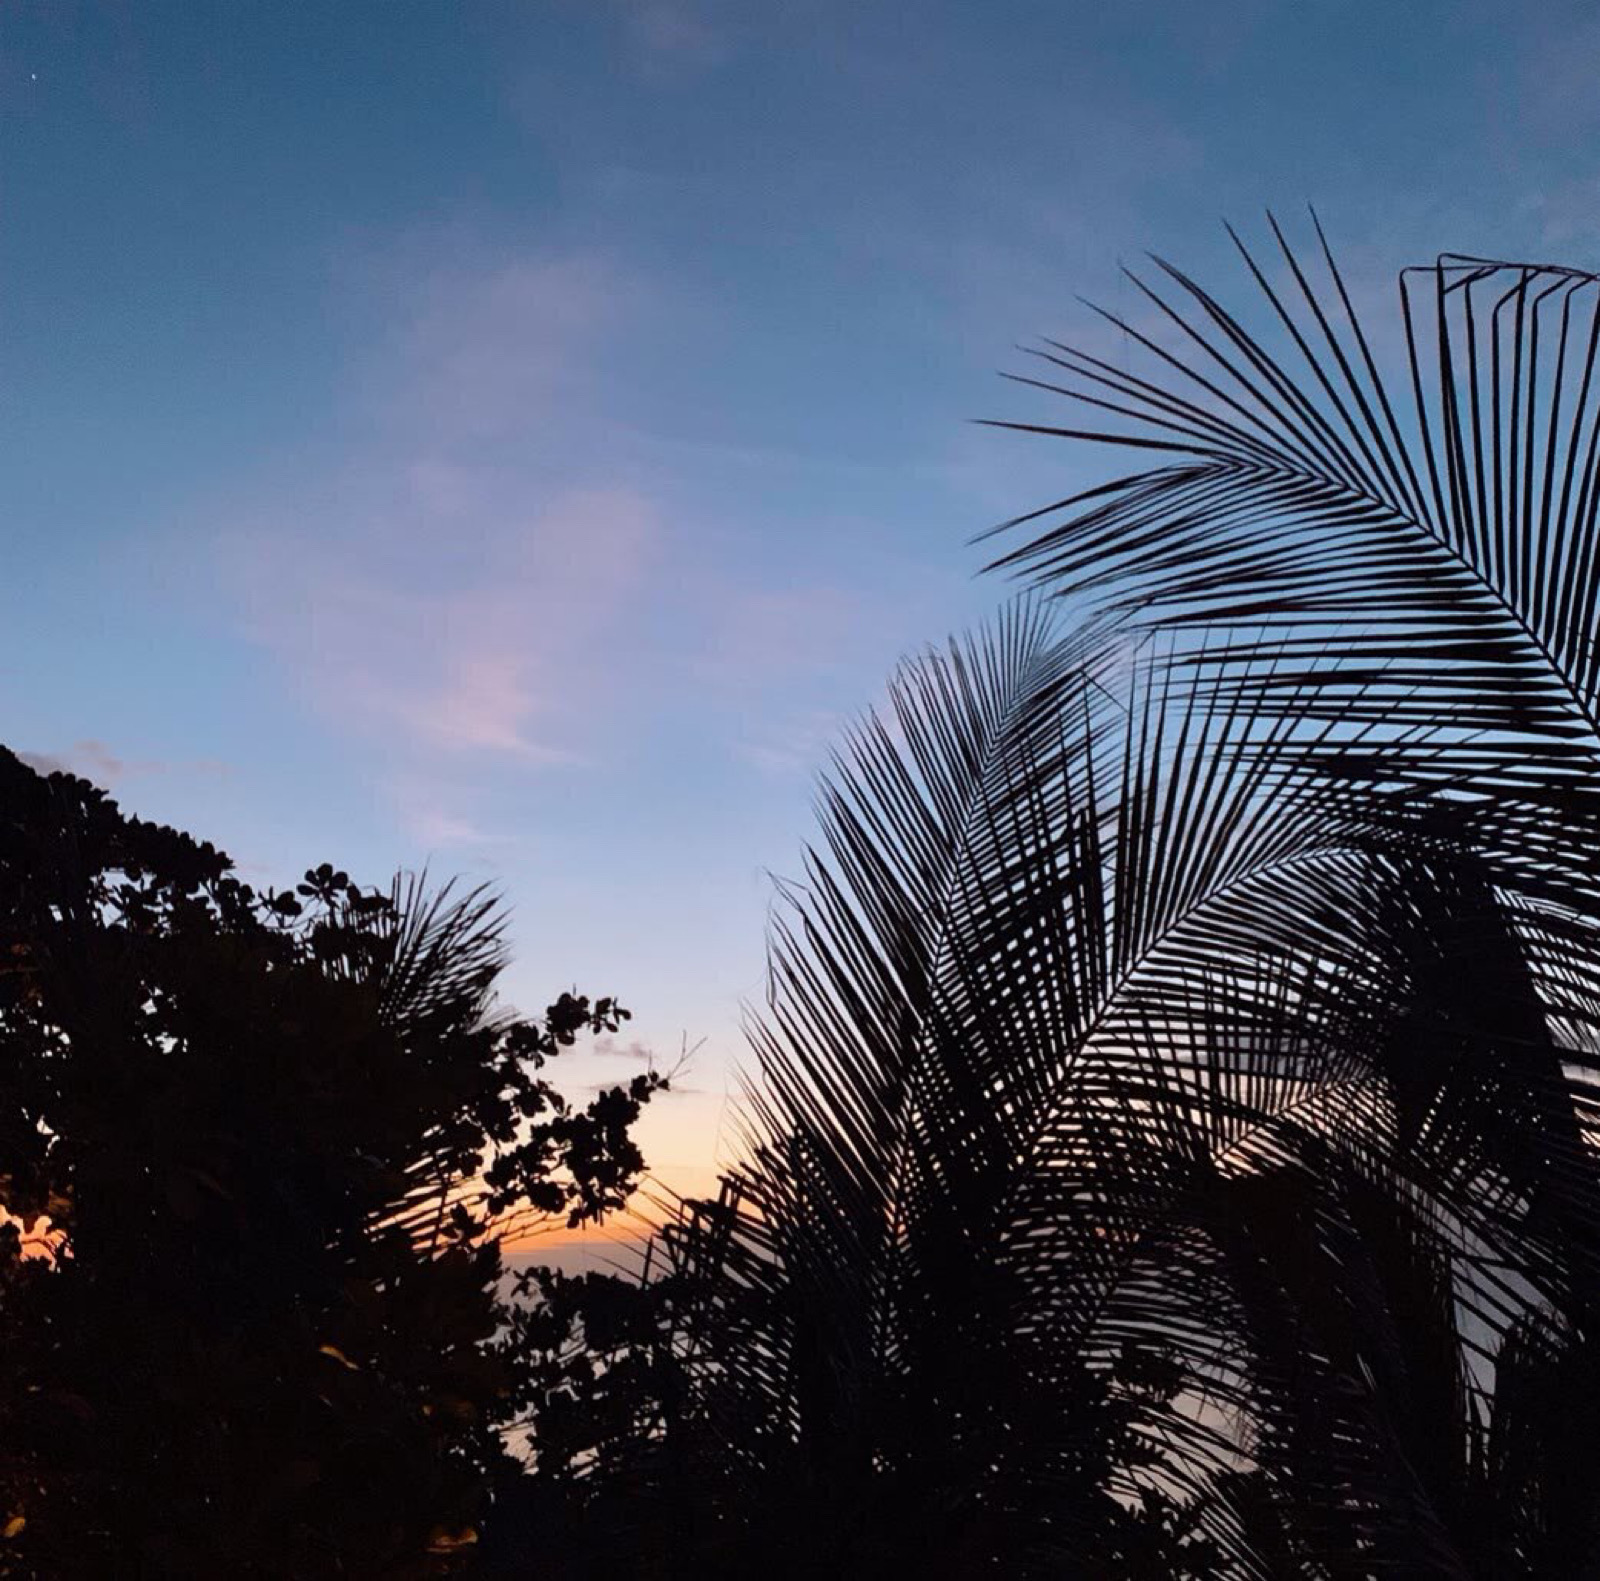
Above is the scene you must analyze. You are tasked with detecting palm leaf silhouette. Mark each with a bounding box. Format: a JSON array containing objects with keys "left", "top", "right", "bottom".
[
  {"left": 581, "top": 228, "right": 1600, "bottom": 1579},
  {"left": 985, "top": 222, "right": 1600, "bottom": 904}
]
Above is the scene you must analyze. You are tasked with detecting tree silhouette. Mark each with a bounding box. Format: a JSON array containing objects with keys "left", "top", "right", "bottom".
[
  {"left": 13, "top": 225, "right": 1600, "bottom": 1579},
  {"left": 558, "top": 230, "right": 1600, "bottom": 1578},
  {"left": 0, "top": 748, "right": 657, "bottom": 1576}
]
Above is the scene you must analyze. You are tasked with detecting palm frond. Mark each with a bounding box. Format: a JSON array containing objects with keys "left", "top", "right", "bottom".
[
  {"left": 624, "top": 227, "right": 1600, "bottom": 1577},
  {"left": 986, "top": 222, "right": 1600, "bottom": 830}
]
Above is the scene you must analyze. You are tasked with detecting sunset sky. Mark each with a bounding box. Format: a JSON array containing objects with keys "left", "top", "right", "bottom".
[{"left": 6, "top": 0, "right": 1600, "bottom": 1232}]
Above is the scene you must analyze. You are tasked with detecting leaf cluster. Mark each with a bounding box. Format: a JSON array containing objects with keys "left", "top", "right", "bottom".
[
  {"left": 544, "top": 227, "right": 1600, "bottom": 1579},
  {"left": 0, "top": 749, "right": 656, "bottom": 1576}
]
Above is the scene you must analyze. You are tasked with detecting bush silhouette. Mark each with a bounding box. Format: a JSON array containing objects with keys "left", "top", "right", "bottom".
[{"left": 0, "top": 748, "right": 657, "bottom": 1576}]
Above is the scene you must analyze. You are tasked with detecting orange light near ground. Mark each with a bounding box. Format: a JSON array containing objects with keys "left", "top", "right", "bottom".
[{"left": 0, "top": 1210, "right": 66, "bottom": 1264}]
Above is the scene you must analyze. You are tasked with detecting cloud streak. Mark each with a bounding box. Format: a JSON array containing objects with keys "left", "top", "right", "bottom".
[
  {"left": 220, "top": 233, "right": 672, "bottom": 846},
  {"left": 218, "top": 220, "right": 882, "bottom": 851},
  {"left": 17, "top": 740, "right": 231, "bottom": 789}
]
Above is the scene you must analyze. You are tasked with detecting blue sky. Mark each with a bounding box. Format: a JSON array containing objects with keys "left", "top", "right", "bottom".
[{"left": 6, "top": 0, "right": 1600, "bottom": 1214}]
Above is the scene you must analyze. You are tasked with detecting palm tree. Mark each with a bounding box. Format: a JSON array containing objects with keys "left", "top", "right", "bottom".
[{"left": 550, "top": 228, "right": 1600, "bottom": 1579}]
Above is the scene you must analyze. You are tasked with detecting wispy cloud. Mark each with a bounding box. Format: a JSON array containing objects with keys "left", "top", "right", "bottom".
[
  {"left": 584, "top": 1079, "right": 707, "bottom": 1097},
  {"left": 230, "top": 483, "right": 657, "bottom": 761},
  {"left": 396, "top": 802, "right": 493, "bottom": 850},
  {"left": 625, "top": 2, "right": 730, "bottom": 77},
  {"left": 17, "top": 740, "right": 231, "bottom": 788},
  {"left": 219, "top": 230, "right": 672, "bottom": 847},
  {"left": 367, "top": 247, "right": 639, "bottom": 443},
  {"left": 216, "top": 216, "right": 906, "bottom": 854},
  {"left": 591, "top": 1036, "right": 658, "bottom": 1061},
  {"left": 588, "top": 1033, "right": 706, "bottom": 1097}
]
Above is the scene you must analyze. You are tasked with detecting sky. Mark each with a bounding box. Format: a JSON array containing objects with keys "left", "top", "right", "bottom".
[{"left": 5, "top": 0, "right": 1600, "bottom": 1247}]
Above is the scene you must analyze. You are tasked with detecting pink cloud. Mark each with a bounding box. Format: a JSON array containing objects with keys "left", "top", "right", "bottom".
[
  {"left": 17, "top": 740, "right": 231, "bottom": 788},
  {"left": 217, "top": 221, "right": 905, "bottom": 853},
  {"left": 396, "top": 489, "right": 657, "bottom": 756},
  {"left": 222, "top": 234, "right": 661, "bottom": 849},
  {"left": 400, "top": 804, "right": 491, "bottom": 850},
  {"left": 230, "top": 484, "right": 657, "bottom": 762}
]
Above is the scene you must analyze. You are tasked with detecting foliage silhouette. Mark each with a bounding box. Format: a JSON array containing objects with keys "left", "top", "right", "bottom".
[
  {"left": 11, "top": 222, "right": 1600, "bottom": 1580},
  {"left": 537, "top": 228, "right": 1600, "bottom": 1579},
  {"left": 0, "top": 747, "right": 657, "bottom": 1576}
]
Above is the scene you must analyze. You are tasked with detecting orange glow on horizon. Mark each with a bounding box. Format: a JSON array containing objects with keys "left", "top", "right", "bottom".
[{"left": 499, "top": 1160, "right": 724, "bottom": 1256}]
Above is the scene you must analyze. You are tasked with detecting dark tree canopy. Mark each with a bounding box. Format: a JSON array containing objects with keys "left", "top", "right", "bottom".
[{"left": 0, "top": 747, "right": 657, "bottom": 1576}]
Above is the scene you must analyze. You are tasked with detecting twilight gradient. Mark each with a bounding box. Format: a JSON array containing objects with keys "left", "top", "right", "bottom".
[{"left": 5, "top": 0, "right": 1600, "bottom": 1232}]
